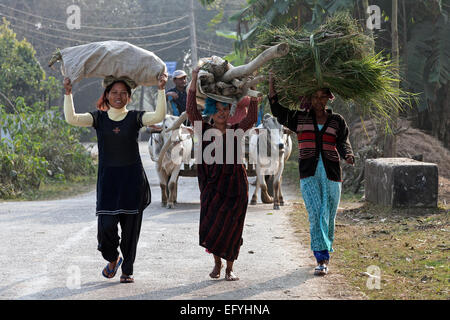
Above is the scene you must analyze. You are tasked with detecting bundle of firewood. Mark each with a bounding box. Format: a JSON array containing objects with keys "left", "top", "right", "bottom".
[{"left": 196, "top": 43, "right": 289, "bottom": 104}]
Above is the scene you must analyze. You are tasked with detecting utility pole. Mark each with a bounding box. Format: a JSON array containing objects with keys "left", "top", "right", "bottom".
[{"left": 189, "top": 0, "right": 198, "bottom": 67}]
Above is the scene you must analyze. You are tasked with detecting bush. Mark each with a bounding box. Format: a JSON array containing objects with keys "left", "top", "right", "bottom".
[{"left": 0, "top": 97, "right": 95, "bottom": 198}]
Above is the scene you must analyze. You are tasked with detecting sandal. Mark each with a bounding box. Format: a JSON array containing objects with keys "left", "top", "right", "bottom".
[
  {"left": 102, "top": 257, "right": 123, "bottom": 279},
  {"left": 225, "top": 269, "right": 239, "bottom": 281},
  {"left": 314, "top": 263, "right": 328, "bottom": 276},
  {"left": 120, "top": 275, "right": 134, "bottom": 283}
]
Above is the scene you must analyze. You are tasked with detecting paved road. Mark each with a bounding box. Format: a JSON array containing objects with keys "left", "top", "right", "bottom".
[{"left": 0, "top": 143, "right": 351, "bottom": 300}]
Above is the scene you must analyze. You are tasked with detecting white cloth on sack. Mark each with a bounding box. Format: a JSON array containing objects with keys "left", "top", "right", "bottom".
[{"left": 58, "top": 40, "right": 167, "bottom": 87}]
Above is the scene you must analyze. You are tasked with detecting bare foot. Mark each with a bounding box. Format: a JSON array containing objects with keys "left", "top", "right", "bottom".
[{"left": 209, "top": 263, "right": 223, "bottom": 279}]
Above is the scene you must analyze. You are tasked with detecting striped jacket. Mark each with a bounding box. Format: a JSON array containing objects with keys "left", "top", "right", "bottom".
[{"left": 269, "top": 94, "right": 354, "bottom": 182}]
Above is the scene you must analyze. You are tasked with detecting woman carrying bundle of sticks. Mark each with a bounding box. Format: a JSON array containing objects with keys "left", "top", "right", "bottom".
[{"left": 187, "top": 66, "right": 258, "bottom": 281}]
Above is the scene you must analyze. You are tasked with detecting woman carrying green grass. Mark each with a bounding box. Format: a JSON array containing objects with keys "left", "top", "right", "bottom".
[{"left": 268, "top": 72, "right": 354, "bottom": 276}]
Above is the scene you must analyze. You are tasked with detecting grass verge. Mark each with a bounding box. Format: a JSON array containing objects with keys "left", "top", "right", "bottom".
[
  {"left": 2, "top": 174, "right": 96, "bottom": 202},
  {"left": 288, "top": 196, "right": 449, "bottom": 300}
]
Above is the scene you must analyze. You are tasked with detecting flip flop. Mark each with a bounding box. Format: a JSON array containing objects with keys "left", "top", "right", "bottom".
[
  {"left": 102, "top": 257, "right": 123, "bottom": 279},
  {"left": 120, "top": 275, "right": 134, "bottom": 283}
]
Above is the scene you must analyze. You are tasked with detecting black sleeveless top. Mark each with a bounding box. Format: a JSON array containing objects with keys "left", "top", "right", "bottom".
[{"left": 90, "top": 110, "right": 151, "bottom": 215}]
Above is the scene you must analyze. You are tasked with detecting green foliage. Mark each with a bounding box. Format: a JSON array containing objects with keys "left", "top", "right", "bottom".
[
  {"left": 213, "top": 0, "right": 357, "bottom": 64},
  {"left": 0, "top": 16, "right": 87, "bottom": 198},
  {"left": 303, "top": 0, "right": 356, "bottom": 30},
  {"left": 0, "top": 99, "right": 95, "bottom": 199},
  {"left": 405, "top": 10, "right": 449, "bottom": 111},
  {"left": 223, "top": 50, "right": 247, "bottom": 66},
  {"left": 0, "top": 18, "right": 56, "bottom": 109},
  {"left": 208, "top": 9, "right": 225, "bottom": 30},
  {"left": 253, "top": 12, "right": 416, "bottom": 127},
  {"left": 198, "top": 0, "right": 218, "bottom": 6}
]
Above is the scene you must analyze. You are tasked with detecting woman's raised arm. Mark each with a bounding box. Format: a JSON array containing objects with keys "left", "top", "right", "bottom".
[
  {"left": 186, "top": 67, "right": 203, "bottom": 124},
  {"left": 238, "top": 97, "right": 258, "bottom": 131},
  {"left": 142, "top": 73, "right": 168, "bottom": 126},
  {"left": 63, "top": 78, "right": 94, "bottom": 127}
]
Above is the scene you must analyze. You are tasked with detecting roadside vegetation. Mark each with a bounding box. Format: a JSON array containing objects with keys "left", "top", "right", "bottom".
[
  {"left": 0, "top": 98, "right": 96, "bottom": 200},
  {"left": 0, "top": 20, "right": 96, "bottom": 200},
  {"left": 289, "top": 200, "right": 449, "bottom": 300},
  {"left": 283, "top": 137, "right": 449, "bottom": 300}
]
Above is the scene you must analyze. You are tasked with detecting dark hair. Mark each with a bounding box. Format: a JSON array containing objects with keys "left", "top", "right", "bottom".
[
  {"left": 316, "top": 88, "right": 335, "bottom": 100},
  {"left": 96, "top": 80, "right": 132, "bottom": 111},
  {"left": 299, "top": 88, "right": 335, "bottom": 110}
]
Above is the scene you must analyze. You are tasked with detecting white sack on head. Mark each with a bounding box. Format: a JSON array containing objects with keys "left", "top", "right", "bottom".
[{"left": 51, "top": 40, "right": 167, "bottom": 87}]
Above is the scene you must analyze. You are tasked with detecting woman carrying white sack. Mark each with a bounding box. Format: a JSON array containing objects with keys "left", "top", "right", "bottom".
[{"left": 63, "top": 73, "right": 167, "bottom": 283}]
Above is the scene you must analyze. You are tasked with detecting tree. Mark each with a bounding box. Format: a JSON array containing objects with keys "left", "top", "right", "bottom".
[
  {"left": 0, "top": 18, "right": 56, "bottom": 110},
  {"left": 383, "top": 0, "right": 399, "bottom": 157},
  {"left": 404, "top": 0, "right": 449, "bottom": 147},
  {"left": 207, "top": 0, "right": 360, "bottom": 64}
]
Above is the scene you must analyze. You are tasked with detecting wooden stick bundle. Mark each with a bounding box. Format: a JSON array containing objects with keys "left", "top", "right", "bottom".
[{"left": 196, "top": 43, "right": 289, "bottom": 104}]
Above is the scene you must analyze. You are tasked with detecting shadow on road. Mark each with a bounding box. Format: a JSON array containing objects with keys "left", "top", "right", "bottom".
[
  {"left": 121, "top": 268, "right": 313, "bottom": 300},
  {"left": 11, "top": 267, "right": 314, "bottom": 300},
  {"left": 16, "top": 281, "right": 122, "bottom": 300}
]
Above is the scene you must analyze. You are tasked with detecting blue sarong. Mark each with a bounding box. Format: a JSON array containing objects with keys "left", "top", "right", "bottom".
[{"left": 300, "top": 125, "right": 341, "bottom": 262}]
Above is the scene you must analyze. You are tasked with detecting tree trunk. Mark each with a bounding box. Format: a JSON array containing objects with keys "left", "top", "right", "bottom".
[
  {"left": 362, "top": 0, "right": 370, "bottom": 31},
  {"left": 401, "top": 0, "right": 408, "bottom": 74},
  {"left": 384, "top": 0, "right": 399, "bottom": 157},
  {"left": 0, "top": 90, "right": 16, "bottom": 113}
]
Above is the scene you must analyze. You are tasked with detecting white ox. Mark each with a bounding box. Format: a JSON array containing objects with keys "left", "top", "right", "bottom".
[
  {"left": 248, "top": 114, "right": 293, "bottom": 210},
  {"left": 148, "top": 112, "right": 193, "bottom": 208}
]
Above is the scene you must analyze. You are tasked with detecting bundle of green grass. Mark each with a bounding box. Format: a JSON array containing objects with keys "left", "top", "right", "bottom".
[{"left": 253, "top": 12, "right": 414, "bottom": 123}]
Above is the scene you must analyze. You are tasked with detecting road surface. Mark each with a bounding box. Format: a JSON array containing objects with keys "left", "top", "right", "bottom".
[{"left": 0, "top": 142, "right": 358, "bottom": 300}]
